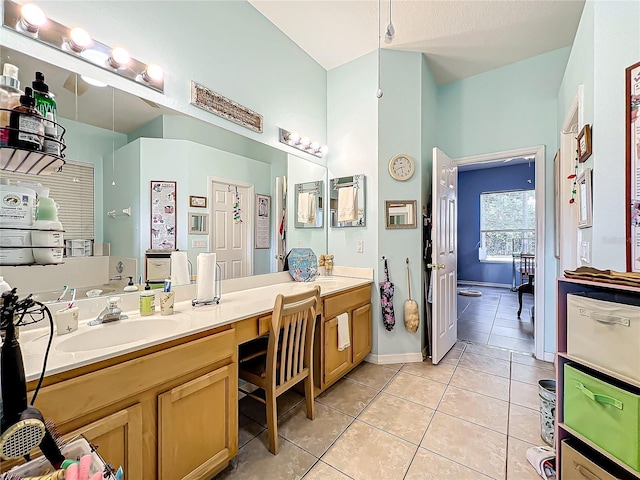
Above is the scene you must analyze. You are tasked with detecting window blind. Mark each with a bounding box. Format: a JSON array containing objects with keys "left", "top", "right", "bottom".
[{"left": 1, "top": 161, "right": 95, "bottom": 240}]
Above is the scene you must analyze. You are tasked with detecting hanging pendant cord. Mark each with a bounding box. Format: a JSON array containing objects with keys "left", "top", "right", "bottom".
[{"left": 377, "top": 0, "right": 383, "bottom": 98}]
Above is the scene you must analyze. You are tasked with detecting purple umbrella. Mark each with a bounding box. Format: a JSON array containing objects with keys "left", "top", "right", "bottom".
[{"left": 380, "top": 256, "right": 396, "bottom": 331}]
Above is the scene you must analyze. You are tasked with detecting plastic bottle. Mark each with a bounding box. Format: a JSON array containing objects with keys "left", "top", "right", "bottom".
[
  {"left": 32, "top": 72, "right": 57, "bottom": 122},
  {"left": 0, "top": 276, "right": 11, "bottom": 295},
  {"left": 8, "top": 86, "right": 44, "bottom": 151},
  {"left": 31, "top": 196, "right": 64, "bottom": 264},
  {"left": 0, "top": 63, "right": 22, "bottom": 147},
  {"left": 43, "top": 112, "right": 60, "bottom": 156}
]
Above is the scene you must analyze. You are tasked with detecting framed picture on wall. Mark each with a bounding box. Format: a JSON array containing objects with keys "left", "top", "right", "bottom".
[
  {"left": 626, "top": 60, "right": 640, "bottom": 271},
  {"left": 255, "top": 194, "right": 270, "bottom": 249},
  {"left": 577, "top": 168, "right": 593, "bottom": 229},
  {"left": 150, "top": 180, "right": 177, "bottom": 250},
  {"left": 189, "top": 195, "right": 207, "bottom": 208},
  {"left": 577, "top": 124, "right": 592, "bottom": 163}
]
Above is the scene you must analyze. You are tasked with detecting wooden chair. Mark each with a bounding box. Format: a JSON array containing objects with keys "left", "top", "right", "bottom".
[
  {"left": 238, "top": 286, "right": 320, "bottom": 455},
  {"left": 517, "top": 254, "right": 535, "bottom": 318}
]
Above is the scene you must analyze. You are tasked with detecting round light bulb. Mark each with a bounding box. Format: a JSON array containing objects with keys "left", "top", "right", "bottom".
[
  {"left": 300, "top": 136, "right": 310, "bottom": 147},
  {"left": 108, "top": 47, "right": 131, "bottom": 69},
  {"left": 20, "top": 3, "right": 47, "bottom": 32},
  {"left": 144, "top": 63, "right": 164, "bottom": 82},
  {"left": 310, "top": 141, "right": 320, "bottom": 152},
  {"left": 69, "top": 27, "right": 93, "bottom": 51},
  {"left": 289, "top": 132, "right": 300, "bottom": 143},
  {"left": 320, "top": 145, "right": 329, "bottom": 155}
]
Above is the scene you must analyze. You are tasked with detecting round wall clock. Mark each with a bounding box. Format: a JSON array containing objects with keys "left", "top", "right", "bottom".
[{"left": 388, "top": 154, "right": 415, "bottom": 181}]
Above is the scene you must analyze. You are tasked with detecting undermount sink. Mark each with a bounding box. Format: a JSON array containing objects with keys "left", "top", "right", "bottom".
[{"left": 56, "top": 316, "right": 187, "bottom": 353}]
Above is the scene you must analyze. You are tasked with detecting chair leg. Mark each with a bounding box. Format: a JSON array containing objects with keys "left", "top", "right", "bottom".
[
  {"left": 304, "top": 374, "right": 315, "bottom": 420},
  {"left": 517, "top": 288, "right": 523, "bottom": 318},
  {"left": 266, "top": 390, "right": 278, "bottom": 455}
]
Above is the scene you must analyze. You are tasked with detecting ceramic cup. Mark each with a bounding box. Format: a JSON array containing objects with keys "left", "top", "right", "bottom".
[
  {"left": 54, "top": 306, "right": 79, "bottom": 336},
  {"left": 160, "top": 291, "right": 175, "bottom": 315}
]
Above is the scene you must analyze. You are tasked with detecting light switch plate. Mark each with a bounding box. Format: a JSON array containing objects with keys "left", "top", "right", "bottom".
[
  {"left": 357, "top": 240, "right": 363, "bottom": 253},
  {"left": 192, "top": 239, "right": 208, "bottom": 248}
]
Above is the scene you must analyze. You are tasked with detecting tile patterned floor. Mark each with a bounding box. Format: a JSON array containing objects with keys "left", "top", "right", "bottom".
[
  {"left": 216, "top": 343, "right": 555, "bottom": 480},
  {"left": 458, "top": 285, "right": 535, "bottom": 353}
]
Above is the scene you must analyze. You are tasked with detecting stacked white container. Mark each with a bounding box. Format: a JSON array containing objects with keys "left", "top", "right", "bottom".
[
  {"left": 31, "top": 196, "right": 63, "bottom": 264},
  {"left": 0, "top": 179, "right": 35, "bottom": 265}
]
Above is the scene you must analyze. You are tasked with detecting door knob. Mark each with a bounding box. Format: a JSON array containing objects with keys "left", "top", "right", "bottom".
[{"left": 427, "top": 263, "right": 445, "bottom": 270}]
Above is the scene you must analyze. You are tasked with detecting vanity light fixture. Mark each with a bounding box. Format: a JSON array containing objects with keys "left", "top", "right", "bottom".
[
  {"left": 16, "top": 2, "right": 46, "bottom": 35},
  {"left": 3, "top": 0, "right": 165, "bottom": 93},
  {"left": 278, "top": 128, "right": 328, "bottom": 158}
]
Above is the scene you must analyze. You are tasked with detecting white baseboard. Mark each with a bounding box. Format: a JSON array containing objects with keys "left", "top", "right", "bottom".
[
  {"left": 457, "top": 280, "right": 511, "bottom": 289},
  {"left": 365, "top": 352, "right": 424, "bottom": 364},
  {"left": 543, "top": 352, "right": 555, "bottom": 363}
]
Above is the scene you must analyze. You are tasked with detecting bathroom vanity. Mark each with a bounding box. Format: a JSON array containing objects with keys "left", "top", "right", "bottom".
[{"left": 3, "top": 276, "right": 372, "bottom": 480}]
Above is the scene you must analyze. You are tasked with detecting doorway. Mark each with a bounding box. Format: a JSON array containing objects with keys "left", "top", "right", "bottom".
[
  {"left": 208, "top": 177, "right": 254, "bottom": 280},
  {"left": 430, "top": 146, "right": 546, "bottom": 363},
  {"left": 455, "top": 146, "right": 545, "bottom": 358}
]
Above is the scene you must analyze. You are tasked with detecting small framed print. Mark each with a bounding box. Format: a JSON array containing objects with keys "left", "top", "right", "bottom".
[
  {"left": 189, "top": 195, "right": 207, "bottom": 208},
  {"left": 255, "top": 194, "right": 270, "bottom": 249},
  {"left": 577, "top": 124, "right": 592, "bottom": 163}
]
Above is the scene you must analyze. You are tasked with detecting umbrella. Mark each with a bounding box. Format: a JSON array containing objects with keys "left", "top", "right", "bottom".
[{"left": 380, "top": 256, "right": 396, "bottom": 331}]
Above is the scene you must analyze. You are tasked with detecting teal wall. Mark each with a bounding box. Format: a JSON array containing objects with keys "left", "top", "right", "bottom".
[
  {"left": 437, "top": 47, "right": 571, "bottom": 353},
  {"left": 590, "top": 0, "right": 640, "bottom": 270},
  {"left": 377, "top": 50, "right": 424, "bottom": 356},
  {"left": 58, "top": 117, "right": 128, "bottom": 244}
]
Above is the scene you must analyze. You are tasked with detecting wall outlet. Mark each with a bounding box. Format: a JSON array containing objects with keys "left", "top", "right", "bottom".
[{"left": 356, "top": 240, "right": 363, "bottom": 253}]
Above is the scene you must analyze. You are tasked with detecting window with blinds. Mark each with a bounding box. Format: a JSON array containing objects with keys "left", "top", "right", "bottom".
[{"left": 1, "top": 161, "right": 95, "bottom": 240}]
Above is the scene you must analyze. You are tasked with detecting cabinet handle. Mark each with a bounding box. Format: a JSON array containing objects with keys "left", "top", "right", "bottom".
[
  {"left": 579, "top": 308, "right": 630, "bottom": 327},
  {"left": 574, "top": 463, "right": 603, "bottom": 480},
  {"left": 574, "top": 382, "right": 623, "bottom": 409}
]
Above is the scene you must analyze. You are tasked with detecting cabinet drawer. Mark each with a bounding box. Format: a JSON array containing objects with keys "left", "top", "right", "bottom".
[
  {"left": 324, "top": 285, "right": 371, "bottom": 320},
  {"left": 561, "top": 440, "right": 619, "bottom": 480},
  {"left": 33, "top": 329, "right": 235, "bottom": 425},
  {"left": 564, "top": 364, "right": 640, "bottom": 471},
  {"left": 258, "top": 315, "right": 271, "bottom": 336}
]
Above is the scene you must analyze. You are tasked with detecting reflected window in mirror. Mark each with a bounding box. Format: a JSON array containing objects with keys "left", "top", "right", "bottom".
[
  {"left": 385, "top": 200, "right": 417, "bottom": 229},
  {"left": 330, "top": 174, "right": 366, "bottom": 227},
  {"left": 294, "top": 181, "right": 323, "bottom": 228}
]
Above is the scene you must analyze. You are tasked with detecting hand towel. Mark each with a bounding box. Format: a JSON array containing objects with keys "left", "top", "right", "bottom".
[
  {"left": 308, "top": 193, "right": 316, "bottom": 225},
  {"left": 337, "top": 312, "right": 350, "bottom": 351},
  {"left": 297, "top": 192, "right": 311, "bottom": 223},
  {"left": 195, "top": 252, "right": 217, "bottom": 301},
  {"left": 170, "top": 251, "right": 190, "bottom": 286},
  {"left": 338, "top": 186, "right": 357, "bottom": 222}
]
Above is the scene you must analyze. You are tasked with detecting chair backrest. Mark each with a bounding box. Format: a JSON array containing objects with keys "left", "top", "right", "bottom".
[
  {"left": 266, "top": 286, "right": 320, "bottom": 388},
  {"left": 520, "top": 254, "right": 535, "bottom": 281}
]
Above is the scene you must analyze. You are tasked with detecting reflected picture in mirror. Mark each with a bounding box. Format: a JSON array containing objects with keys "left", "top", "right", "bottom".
[
  {"left": 330, "top": 174, "right": 366, "bottom": 227},
  {"left": 189, "top": 213, "right": 209, "bottom": 235},
  {"left": 0, "top": 46, "right": 328, "bottom": 300},
  {"left": 385, "top": 200, "right": 417, "bottom": 229}
]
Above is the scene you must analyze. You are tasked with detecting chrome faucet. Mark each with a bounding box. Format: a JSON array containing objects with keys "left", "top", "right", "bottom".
[{"left": 89, "top": 296, "right": 128, "bottom": 325}]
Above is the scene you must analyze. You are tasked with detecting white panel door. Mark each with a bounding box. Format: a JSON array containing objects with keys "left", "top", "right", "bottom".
[
  {"left": 211, "top": 182, "right": 249, "bottom": 279},
  {"left": 431, "top": 148, "right": 458, "bottom": 364}
]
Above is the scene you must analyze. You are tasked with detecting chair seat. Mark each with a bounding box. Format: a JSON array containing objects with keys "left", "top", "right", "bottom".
[
  {"left": 240, "top": 354, "right": 268, "bottom": 379},
  {"left": 239, "top": 336, "right": 269, "bottom": 363}
]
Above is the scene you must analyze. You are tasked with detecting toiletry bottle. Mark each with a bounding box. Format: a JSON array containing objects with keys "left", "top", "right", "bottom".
[
  {"left": 124, "top": 276, "right": 138, "bottom": 292},
  {"left": 43, "top": 112, "right": 60, "bottom": 156},
  {"left": 32, "top": 72, "right": 57, "bottom": 121},
  {"left": 144, "top": 280, "right": 151, "bottom": 290},
  {"left": 140, "top": 290, "right": 155, "bottom": 316},
  {"left": 31, "top": 196, "right": 64, "bottom": 264},
  {"left": 0, "top": 63, "right": 22, "bottom": 147},
  {"left": 8, "top": 87, "right": 44, "bottom": 151},
  {"left": 0, "top": 276, "right": 11, "bottom": 295}
]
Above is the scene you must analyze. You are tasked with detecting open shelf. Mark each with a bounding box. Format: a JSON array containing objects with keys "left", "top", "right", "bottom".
[
  {"left": 559, "top": 423, "right": 640, "bottom": 478},
  {"left": 558, "top": 352, "right": 640, "bottom": 390},
  {"left": 0, "top": 146, "right": 65, "bottom": 175}
]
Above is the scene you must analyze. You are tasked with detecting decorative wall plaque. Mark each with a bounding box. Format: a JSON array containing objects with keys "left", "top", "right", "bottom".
[{"left": 190, "top": 81, "right": 263, "bottom": 133}]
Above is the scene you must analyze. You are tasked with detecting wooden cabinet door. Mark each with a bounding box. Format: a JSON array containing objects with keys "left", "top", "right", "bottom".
[
  {"left": 351, "top": 304, "right": 372, "bottom": 365},
  {"left": 158, "top": 365, "right": 238, "bottom": 480},
  {"left": 323, "top": 317, "right": 351, "bottom": 386},
  {"left": 67, "top": 404, "right": 143, "bottom": 480}
]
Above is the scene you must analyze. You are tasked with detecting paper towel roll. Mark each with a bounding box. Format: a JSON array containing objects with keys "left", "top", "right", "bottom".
[
  {"left": 196, "top": 252, "right": 217, "bottom": 301},
  {"left": 171, "top": 251, "right": 190, "bottom": 286}
]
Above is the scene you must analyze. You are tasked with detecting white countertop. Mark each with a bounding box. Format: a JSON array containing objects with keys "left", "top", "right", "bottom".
[{"left": 19, "top": 275, "right": 372, "bottom": 382}]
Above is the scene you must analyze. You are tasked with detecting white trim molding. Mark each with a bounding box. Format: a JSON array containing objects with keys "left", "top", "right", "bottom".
[{"left": 365, "top": 352, "right": 424, "bottom": 364}]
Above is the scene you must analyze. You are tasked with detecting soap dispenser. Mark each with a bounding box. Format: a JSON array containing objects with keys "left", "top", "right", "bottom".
[{"left": 124, "top": 276, "right": 138, "bottom": 292}]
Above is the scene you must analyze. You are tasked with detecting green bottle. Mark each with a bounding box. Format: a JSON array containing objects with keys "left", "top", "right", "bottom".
[{"left": 31, "top": 72, "right": 57, "bottom": 122}]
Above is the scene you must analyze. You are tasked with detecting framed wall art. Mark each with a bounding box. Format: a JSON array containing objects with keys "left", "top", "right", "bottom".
[
  {"left": 577, "top": 168, "right": 593, "bottom": 229},
  {"left": 255, "top": 194, "right": 270, "bottom": 249},
  {"left": 577, "top": 124, "right": 592, "bottom": 163},
  {"left": 150, "top": 180, "right": 177, "bottom": 250},
  {"left": 189, "top": 195, "right": 207, "bottom": 208},
  {"left": 627, "top": 60, "right": 640, "bottom": 271}
]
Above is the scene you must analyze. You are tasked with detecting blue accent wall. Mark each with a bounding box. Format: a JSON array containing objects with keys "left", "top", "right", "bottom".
[{"left": 458, "top": 163, "right": 536, "bottom": 285}]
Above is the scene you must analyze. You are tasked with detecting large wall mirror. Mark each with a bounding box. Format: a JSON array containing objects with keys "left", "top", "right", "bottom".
[
  {"left": 0, "top": 47, "right": 327, "bottom": 301},
  {"left": 330, "top": 174, "right": 366, "bottom": 227}
]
